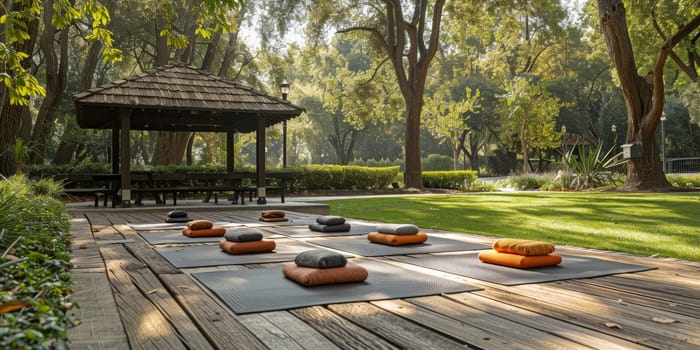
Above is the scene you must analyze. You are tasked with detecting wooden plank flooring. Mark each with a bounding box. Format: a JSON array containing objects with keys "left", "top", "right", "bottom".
[{"left": 66, "top": 207, "right": 700, "bottom": 350}]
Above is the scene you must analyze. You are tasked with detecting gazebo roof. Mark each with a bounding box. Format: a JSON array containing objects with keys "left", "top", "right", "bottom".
[{"left": 74, "top": 64, "right": 304, "bottom": 133}]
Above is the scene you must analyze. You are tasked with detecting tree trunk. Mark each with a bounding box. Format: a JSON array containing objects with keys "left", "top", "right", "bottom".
[
  {"left": 218, "top": 5, "right": 245, "bottom": 77},
  {"left": 54, "top": 40, "right": 104, "bottom": 165},
  {"left": 151, "top": 131, "right": 191, "bottom": 165},
  {"left": 53, "top": 140, "right": 78, "bottom": 164},
  {"left": 31, "top": 0, "right": 69, "bottom": 163},
  {"left": 0, "top": 5, "right": 39, "bottom": 176},
  {"left": 596, "top": 0, "right": 700, "bottom": 190},
  {"left": 520, "top": 117, "right": 530, "bottom": 174},
  {"left": 155, "top": 13, "right": 169, "bottom": 66},
  {"left": 404, "top": 100, "right": 423, "bottom": 187}
]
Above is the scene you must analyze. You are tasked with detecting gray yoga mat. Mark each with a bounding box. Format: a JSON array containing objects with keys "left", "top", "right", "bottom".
[
  {"left": 192, "top": 259, "right": 481, "bottom": 314},
  {"left": 390, "top": 252, "right": 656, "bottom": 286},
  {"left": 128, "top": 221, "right": 242, "bottom": 231},
  {"left": 139, "top": 228, "right": 281, "bottom": 245},
  {"left": 264, "top": 223, "right": 378, "bottom": 238},
  {"left": 156, "top": 239, "right": 336, "bottom": 268},
  {"left": 252, "top": 217, "right": 316, "bottom": 227},
  {"left": 306, "top": 235, "right": 490, "bottom": 257}
]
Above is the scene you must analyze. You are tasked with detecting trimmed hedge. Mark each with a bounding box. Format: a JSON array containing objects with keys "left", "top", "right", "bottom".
[
  {"left": 290, "top": 165, "right": 400, "bottom": 191},
  {"left": 422, "top": 170, "right": 479, "bottom": 190}
]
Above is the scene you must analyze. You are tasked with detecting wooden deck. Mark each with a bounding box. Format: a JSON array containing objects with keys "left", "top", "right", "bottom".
[{"left": 66, "top": 206, "right": 700, "bottom": 350}]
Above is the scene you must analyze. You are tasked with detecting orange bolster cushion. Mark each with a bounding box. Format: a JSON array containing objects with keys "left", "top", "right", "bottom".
[
  {"left": 478, "top": 250, "right": 562, "bottom": 269},
  {"left": 182, "top": 227, "right": 226, "bottom": 237},
  {"left": 261, "top": 210, "right": 286, "bottom": 218},
  {"left": 219, "top": 240, "right": 276, "bottom": 254},
  {"left": 187, "top": 220, "right": 214, "bottom": 230},
  {"left": 283, "top": 261, "right": 368, "bottom": 286},
  {"left": 492, "top": 238, "right": 555, "bottom": 256},
  {"left": 367, "top": 232, "right": 428, "bottom": 246},
  {"left": 259, "top": 217, "right": 289, "bottom": 222}
]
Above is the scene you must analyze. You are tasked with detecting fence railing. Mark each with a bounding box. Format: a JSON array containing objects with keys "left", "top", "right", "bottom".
[{"left": 665, "top": 157, "right": 700, "bottom": 174}]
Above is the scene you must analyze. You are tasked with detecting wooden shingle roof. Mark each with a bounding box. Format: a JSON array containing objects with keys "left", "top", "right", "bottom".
[{"left": 74, "top": 64, "right": 305, "bottom": 133}]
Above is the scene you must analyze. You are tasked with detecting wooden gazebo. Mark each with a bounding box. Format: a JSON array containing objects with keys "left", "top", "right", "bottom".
[{"left": 74, "top": 64, "right": 304, "bottom": 206}]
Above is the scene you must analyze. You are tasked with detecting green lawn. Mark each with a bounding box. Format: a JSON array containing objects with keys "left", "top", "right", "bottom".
[{"left": 319, "top": 192, "right": 700, "bottom": 262}]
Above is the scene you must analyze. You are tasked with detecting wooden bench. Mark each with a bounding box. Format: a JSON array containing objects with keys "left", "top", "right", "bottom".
[
  {"left": 141, "top": 186, "right": 237, "bottom": 206},
  {"left": 231, "top": 186, "right": 284, "bottom": 205},
  {"left": 63, "top": 188, "right": 111, "bottom": 207}
]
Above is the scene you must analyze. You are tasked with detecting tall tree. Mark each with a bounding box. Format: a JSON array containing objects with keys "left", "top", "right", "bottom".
[
  {"left": 499, "top": 77, "right": 561, "bottom": 174},
  {"left": 335, "top": 0, "right": 446, "bottom": 188},
  {"left": 597, "top": 0, "right": 700, "bottom": 189},
  {"left": 423, "top": 87, "right": 481, "bottom": 170},
  {"left": 0, "top": 0, "right": 120, "bottom": 175}
]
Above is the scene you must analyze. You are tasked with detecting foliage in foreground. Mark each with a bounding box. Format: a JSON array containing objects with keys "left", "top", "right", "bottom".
[
  {"left": 321, "top": 192, "right": 700, "bottom": 262},
  {"left": 0, "top": 175, "right": 72, "bottom": 349}
]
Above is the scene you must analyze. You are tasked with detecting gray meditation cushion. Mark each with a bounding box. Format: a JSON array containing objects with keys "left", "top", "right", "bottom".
[
  {"left": 225, "top": 230, "right": 263, "bottom": 242},
  {"left": 376, "top": 224, "right": 420, "bottom": 235},
  {"left": 168, "top": 210, "right": 188, "bottom": 218},
  {"left": 165, "top": 216, "right": 192, "bottom": 223},
  {"left": 295, "top": 249, "right": 347, "bottom": 268},
  {"left": 316, "top": 215, "right": 346, "bottom": 226},
  {"left": 308, "top": 223, "right": 352, "bottom": 233}
]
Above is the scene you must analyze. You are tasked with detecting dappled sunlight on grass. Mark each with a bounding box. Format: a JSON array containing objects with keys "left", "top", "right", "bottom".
[{"left": 322, "top": 192, "right": 700, "bottom": 261}]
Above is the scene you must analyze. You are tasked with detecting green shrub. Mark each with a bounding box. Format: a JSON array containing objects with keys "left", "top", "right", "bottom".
[
  {"left": 423, "top": 170, "right": 478, "bottom": 190},
  {"left": 470, "top": 180, "right": 500, "bottom": 192},
  {"left": 508, "top": 173, "right": 552, "bottom": 190},
  {"left": 1, "top": 175, "right": 72, "bottom": 349},
  {"left": 290, "top": 165, "right": 400, "bottom": 191},
  {"left": 27, "top": 161, "right": 111, "bottom": 178},
  {"left": 422, "top": 154, "right": 453, "bottom": 171},
  {"left": 561, "top": 143, "right": 624, "bottom": 189},
  {"left": 667, "top": 174, "right": 700, "bottom": 188}
]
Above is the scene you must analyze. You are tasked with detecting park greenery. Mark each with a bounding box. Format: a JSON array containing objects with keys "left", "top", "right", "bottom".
[
  {"left": 322, "top": 192, "right": 700, "bottom": 262},
  {"left": 0, "top": 1, "right": 697, "bottom": 189}
]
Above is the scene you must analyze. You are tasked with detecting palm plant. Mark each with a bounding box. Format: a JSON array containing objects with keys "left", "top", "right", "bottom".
[{"left": 560, "top": 142, "right": 625, "bottom": 189}]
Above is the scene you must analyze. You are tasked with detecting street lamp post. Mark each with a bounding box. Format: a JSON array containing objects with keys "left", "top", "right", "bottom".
[
  {"left": 281, "top": 79, "right": 290, "bottom": 168},
  {"left": 660, "top": 113, "right": 667, "bottom": 172},
  {"left": 611, "top": 124, "right": 617, "bottom": 149},
  {"left": 560, "top": 124, "right": 567, "bottom": 154}
]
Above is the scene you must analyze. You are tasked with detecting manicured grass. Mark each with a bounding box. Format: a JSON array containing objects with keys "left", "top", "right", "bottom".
[{"left": 320, "top": 192, "right": 700, "bottom": 262}]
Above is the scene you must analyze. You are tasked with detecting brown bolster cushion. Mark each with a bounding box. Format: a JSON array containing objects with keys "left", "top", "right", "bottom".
[
  {"left": 182, "top": 227, "right": 226, "bottom": 237},
  {"left": 219, "top": 240, "right": 276, "bottom": 254},
  {"left": 492, "top": 238, "right": 555, "bottom": 256},
  {"left": 478, "top": 250, "right": 562, "bottom": 269},
  {"left": 261, "top": 210, "right": 286, "bottom": 218},
  {"left": 282, "top": 261, "right": 368, "bottom": 286},
  {"left": 187, "top": 220, "right": 214, "bottom": 230},
  {"left": 259, "top": 217, "right": 289, "bottom": 222},
  {"left": 367, "top": 232, "right": 428, "bottom": 246}
]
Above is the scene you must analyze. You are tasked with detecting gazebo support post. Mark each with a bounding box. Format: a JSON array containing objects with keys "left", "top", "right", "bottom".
[
  {"left": 256, "top": 115, "right": 266, "bottom": 204},
  {"left": 120, "top": 109, "right": 132, "bottom": 207},
  {"left": 282, "top": 121, "right": 287, "bottom": 168},
  {"left": 111, "top": 128, "right": 119, "bottom": 174},
  {"left": 226, "top": 130, "right": 234, "bottom": 173}
]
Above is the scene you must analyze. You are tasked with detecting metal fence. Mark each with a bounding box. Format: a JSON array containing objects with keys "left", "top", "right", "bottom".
[{"left": 665, "top": 157, "right": 700, "bottom": 174}]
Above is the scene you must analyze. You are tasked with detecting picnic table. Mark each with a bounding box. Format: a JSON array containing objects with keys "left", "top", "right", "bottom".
[{"left": 57, "top": 171, "right": 292, "bottom": 206}]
